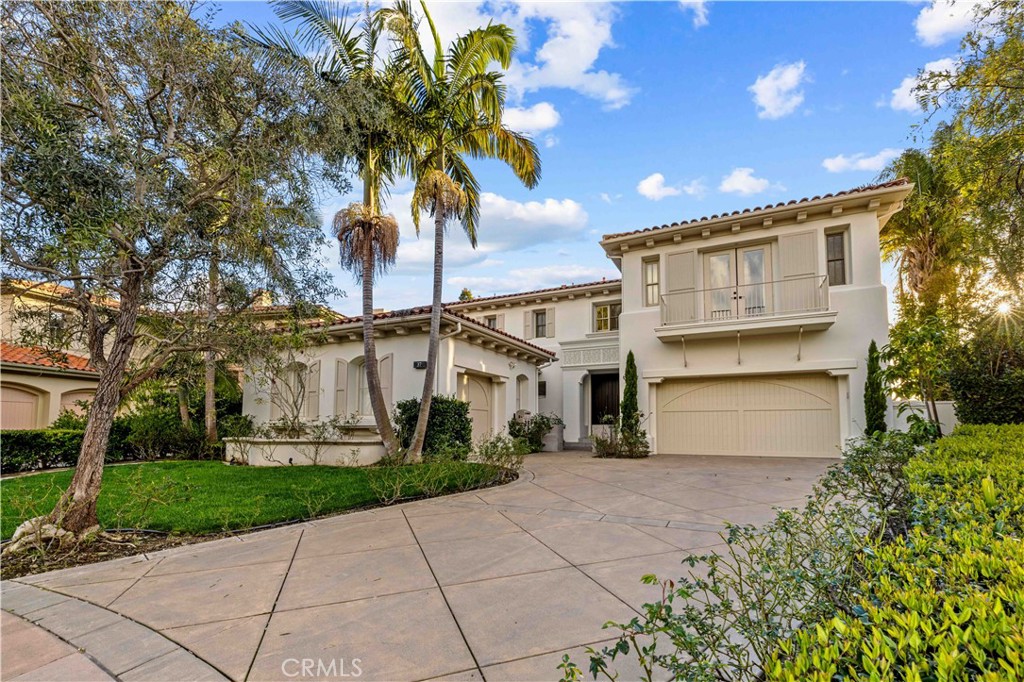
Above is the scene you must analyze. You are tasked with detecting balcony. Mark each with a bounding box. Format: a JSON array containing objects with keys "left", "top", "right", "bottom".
[{"left": 656, "top": 274, "right": 837, "bottom": 341}]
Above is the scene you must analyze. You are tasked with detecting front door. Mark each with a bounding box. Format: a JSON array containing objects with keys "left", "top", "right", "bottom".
[
  {"left": 704, "top": 244, "right": 773, "bottom": 320},
  {"left": 590, "top": 373, "right": 620, "bottom": 430}
]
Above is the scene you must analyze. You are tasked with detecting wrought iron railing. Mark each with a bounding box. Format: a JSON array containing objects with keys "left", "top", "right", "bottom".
[{"left": 660, "top": 274, "right": 829, "bottom": 326}]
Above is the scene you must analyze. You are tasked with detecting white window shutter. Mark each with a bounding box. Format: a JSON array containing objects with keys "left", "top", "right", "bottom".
[
  {"left": 305, "top": 361, "right": 320, "bottom": 419},
  {"left": 666, "top": 250, "right": 697, "bottom": 293},
  {"left": 546, "top": 307, "right": 556, "bottom": 338},
  {"left": 778, "top": 231, "right": 819, "bottom": 312},
  {"left": 379, "top": 354, "right": 393, "bottom": 408},
  {"left": 523, "top": 311, "right": 533, "bottom": 339},
  {"left": 334, "top": 359, "right": 348, "bottom": 416},
  {"left": 496, "top": 313, "right": 505, "bottom": 331}
]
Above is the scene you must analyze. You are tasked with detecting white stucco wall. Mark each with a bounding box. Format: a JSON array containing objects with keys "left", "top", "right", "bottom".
[
  {"left": 616, "top": 209, "right": 890, "bottom": 452},
  {"left": 455, "top": 284, "right": 622, "bottom": 444},
  {"left": 241, "top": 331, "right": 541, "bottom": 441}
]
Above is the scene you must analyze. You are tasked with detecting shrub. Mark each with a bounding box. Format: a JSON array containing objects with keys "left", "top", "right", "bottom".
[
  {"left": 474, "top": 433, "right": 529, "bottom": 473},
  {"left": 0, "top": 426, "right": 134, "bottom": 474},
  {"left": 124, "top": 408, "right": 208, "bottom": 460},
  {"left": 864, "top": 339, "right": 887, "bottom": 434},
  {"left": 219, "top": 413, "right": 255, "bottom": 439},
  {"left": 592, "top": 415, "right": 650, "bottom": 459},
  {"left": 561, "top": 426, "right": 1024, "bottom": 681},
  {"left": 947, "top": 323, "right": 1024, "bottom": 425},
  {"left": 393, "top": 395, "right": 472, "bottom": 458},
  {"left": 507, "top": 412, "right": 563, "bottom": 452},
  {"left": 49, "top": 408, "right": 89, "bottom": 431}
]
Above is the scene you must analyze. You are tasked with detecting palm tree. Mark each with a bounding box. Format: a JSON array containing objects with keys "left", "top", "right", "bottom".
[
  {"left": 245, "top": 0, "right": 409, "bottom": 454},
  {"left": 381, "top": 1, "right": 541, "bottom": 460},
  {"left": 878, "top": 146, "right": 972, "bottom": 315}
]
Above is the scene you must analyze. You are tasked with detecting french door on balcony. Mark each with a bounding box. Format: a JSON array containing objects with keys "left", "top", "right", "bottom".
[{"left": 704, "top": 244, "right": 773, "bottom": 320}]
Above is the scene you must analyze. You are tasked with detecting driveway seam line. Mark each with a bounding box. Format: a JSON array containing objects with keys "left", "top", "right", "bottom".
[
  {"left": 496, "top": 510, "right": 646, "bottom": 618},
  {"left": 1, "top": 608, "right": 122, "bottom": 681},
  {"left": 243, "top": 527, "right": 305, "bottom": 682},
  {"left": 3, "top": 583, "right": 231, "bottom": 681},
  {"left": 400, "top": 509, "right": 485, "bottom": 682}
]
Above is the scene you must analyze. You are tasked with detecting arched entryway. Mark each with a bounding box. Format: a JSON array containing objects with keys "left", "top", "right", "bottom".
[{"left": 458, "top": 372, "right": 493, "bottom": 444}]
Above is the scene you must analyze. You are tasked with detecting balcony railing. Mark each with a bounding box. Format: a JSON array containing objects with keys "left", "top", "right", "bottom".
[{"left": 660, "top": 274, "right": 829, "bottom": 327}]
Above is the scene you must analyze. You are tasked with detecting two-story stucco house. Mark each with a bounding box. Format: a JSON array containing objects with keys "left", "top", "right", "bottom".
[
  {"left": 454, "top": 179, "right": 913, "bottom": 457},
  {"left": 240, "top": 179, "right": 912, "bottom": 461}
]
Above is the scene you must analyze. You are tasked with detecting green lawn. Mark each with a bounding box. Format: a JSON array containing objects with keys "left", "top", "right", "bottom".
[{"left": 1, "top": 460, "right": 503, "bottom": 539}]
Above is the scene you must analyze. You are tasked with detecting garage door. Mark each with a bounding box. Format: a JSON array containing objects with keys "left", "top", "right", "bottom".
[
  {"left": 1, "top": 385, "right": 41, "bottom": 430},
  {"left": 657, "top": 374, "right": 840, "bottom": 457},
  {"left": 458, "top": 373, "right": 493, "bottom": 444}
]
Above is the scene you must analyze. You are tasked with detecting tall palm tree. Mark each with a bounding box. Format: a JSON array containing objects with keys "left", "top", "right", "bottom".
[
  {"left": 245, "top": 0, "right": 409, "bottom": 454},
  {"left": 381, "top": 1, "right": 541, "bottom": 460}
]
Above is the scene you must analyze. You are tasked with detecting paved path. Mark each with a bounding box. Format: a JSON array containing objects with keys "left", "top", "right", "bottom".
[{"left": 2, "top": 452, "right": 829, "bottom": 681}]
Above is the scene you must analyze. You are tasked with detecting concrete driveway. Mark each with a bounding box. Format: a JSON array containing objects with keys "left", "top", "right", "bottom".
[{"left": 2, "top": 452, "right": 829, "bottom": 682}]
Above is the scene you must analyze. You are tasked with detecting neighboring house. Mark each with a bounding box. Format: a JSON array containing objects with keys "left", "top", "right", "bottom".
[
  {"left": 242, "top": 178, "right": 914, "bottom": 460},
  {"left": 1, "top": 280, "right": 100, "bottom": 429},
  {"left": 240, "top": 307, "right": 555, "bottom": 447}
]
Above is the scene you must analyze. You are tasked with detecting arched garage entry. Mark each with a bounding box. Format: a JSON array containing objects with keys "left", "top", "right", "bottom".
[
  {"left": 656, "top": 373, "right": 840, "bottom": 457},
  {"left": 1, "top": 383, "right": 44, "bottom": 430}
]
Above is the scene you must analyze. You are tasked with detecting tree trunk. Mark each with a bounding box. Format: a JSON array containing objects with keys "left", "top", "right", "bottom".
[
  {"left": 177, "top": 383, "right": 191, "bottom": 427},
  {"left": 204, "top": 249, "right": 219, "bottom": 443},
  {"left": 408, "top": 199, "right": 446, "bottom": 462},
  {"left": 362, "top": 242, "right": 400, "bottom": 456},
  {"left": 48, "top": 273, "right": 142, "bottom": 534}
]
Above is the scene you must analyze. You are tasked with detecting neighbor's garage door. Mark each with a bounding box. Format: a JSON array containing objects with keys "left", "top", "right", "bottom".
[
  {"left": 1, "top": 385, "right": 40, "bottom": 430},
  {"left": 657, "top": 374, "right": 840, "bottom": 457}
]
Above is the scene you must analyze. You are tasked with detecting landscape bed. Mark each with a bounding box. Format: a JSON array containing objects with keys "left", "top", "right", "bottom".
[{"left": 0, "top": 459, "right": 507, "bottom": 579}]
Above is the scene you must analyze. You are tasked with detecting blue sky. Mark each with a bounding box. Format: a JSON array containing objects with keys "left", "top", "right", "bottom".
[{"left": 216, "top": 1, "right": 975, "bottom": 315}]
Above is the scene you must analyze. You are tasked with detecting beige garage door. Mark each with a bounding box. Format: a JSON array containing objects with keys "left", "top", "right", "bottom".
[
  {"left": 1, "top": 385, "right": 41, "bottom": 430},
  {"left": 657, "top": 374, "right": 840, "bottom": 457},
  {"left": 458, "top": 373, "right": 493, "bottom": 444}
]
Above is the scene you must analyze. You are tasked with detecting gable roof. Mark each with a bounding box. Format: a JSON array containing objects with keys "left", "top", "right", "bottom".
[
  {"left": 0, "top": 342, "right": 98, "bottom": 374},
  {"left": 602, "top": 178, "right": 913, "bottom": 241}
]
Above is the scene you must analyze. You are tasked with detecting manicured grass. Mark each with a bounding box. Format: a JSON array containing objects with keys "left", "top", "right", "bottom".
[{"left": 1, "top": 460, "right": 503, "bottom": 539}]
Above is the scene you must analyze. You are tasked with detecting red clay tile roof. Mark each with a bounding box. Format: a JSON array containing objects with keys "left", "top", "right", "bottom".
[
  {"left": 300, "top": 305, "right": 557, "bottom": 358},
  {"left": 602, "top": 178, "right": 913, "bottom": 240},
  {"left": 0, "top": 342, "right": 98, "bottom": 373},
  {"left": 447, "top": 278, "right": 622, "bottom": 307}
]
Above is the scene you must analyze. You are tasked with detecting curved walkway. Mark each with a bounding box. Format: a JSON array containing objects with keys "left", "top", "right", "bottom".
[{"left": 2, "top": 452, "right": 829, "bottom": 681}]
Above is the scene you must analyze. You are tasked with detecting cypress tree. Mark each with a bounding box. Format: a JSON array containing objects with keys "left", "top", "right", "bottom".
[
  {"left": 621, "top": 350, "right": 640, "bottom": 437},
  {"left": 865, "top": 339, "right": 888, "bottom": 435}
]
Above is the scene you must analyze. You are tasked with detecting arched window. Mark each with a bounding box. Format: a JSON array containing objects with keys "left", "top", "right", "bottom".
[{"left": 516, "top": 374, "right": 529, "bottom": 412}]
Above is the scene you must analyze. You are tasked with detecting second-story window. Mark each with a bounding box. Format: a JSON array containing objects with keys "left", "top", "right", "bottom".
[
  {"left": 594, "top": 302, "right": 621, "bottom": 332},
  {"left": 643, "top": 258, "right": 660, "bottom": 307},
  {"left": 534, "top": 310, "right": 547, "bottom": 338},
  {"left": 826, "top": 232, "right": 847, "bottom": 286},
  {"left": 485, "top": 315, "right": 498, "bottom": 329}
]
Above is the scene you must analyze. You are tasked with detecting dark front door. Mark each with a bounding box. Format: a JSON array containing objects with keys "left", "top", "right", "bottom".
[{"left": 591, "top": 373, "right": 620, "bottom": 426}]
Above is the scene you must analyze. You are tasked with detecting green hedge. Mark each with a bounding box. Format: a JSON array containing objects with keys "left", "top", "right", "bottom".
[
  {"left": 769, "top": 424, "right": 1024, "bottom": 680},
  {"left": 0, "top": 423, "right": 135, "bottom": 474},
  {"left": 393, "top": 395, "right": 472, "bottom": 458}
]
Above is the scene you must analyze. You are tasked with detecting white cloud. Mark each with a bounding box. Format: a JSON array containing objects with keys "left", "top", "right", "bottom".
[
  {"left": 637, "top": 173, "right": 706, "bottom": 201},
  {"left": 678, "top": 1, "right": 709, "bottom": 28},
  {"left": 503, "top": 102, "right": 561, "bottom": 135},
  {"left": 822, "top": 148, "right": 903, "bottom": 173},
  {"left": 637, "top": 173, "right": 681, "bottom": 201},
  {"left": 449, "top": 264, "right": 617, "bottom": 297},
  {"left": 504, "top": 3, "right": 636, "bottom": 110},
  {"left": 389, "top": 190, "right": 589, "bottom": 271},
  {"left": 748, "top": 61, "right": 808, "bottom": 120},
  {"left": 543, "top": 134, "right": 559, "bottom": 148},
  {"left": 915, "top": 0, "right": 980, "bottom": 46},
  {"left": 718, "top": 168, "right": 775, "bottom": 196},
  {"left": 890, "top": 57, "right": 958, "bottom": 112}
]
